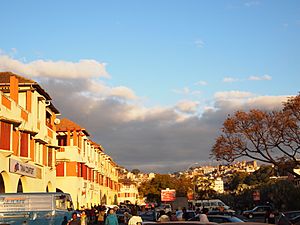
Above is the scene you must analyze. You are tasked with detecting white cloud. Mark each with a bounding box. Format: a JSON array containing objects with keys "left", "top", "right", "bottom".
[
  {"left": 110, "top": 86, "right": 138, "bottom": 100},
  {"left": 173, "top": 87, "right": 201, "bottom": 96},
  {"left": 195, "top": 80, "right": 208, "bottom": 86},
  {"left": 248, "top": 74, "right": 272, "bottom": 81},
  {"left": 223, "top": 77, "right": 239, "bottom": 83},
  {"left": 173, "top": 87, "right": 191, "bottom": 95},
  {"left": 244, "top": 1, "right": 260, "bottom": 7},
  {"left": 86, "top": 80, "right": 138, "bottom": 100},
  {"left": 0, "top": 54, "right": 109, "bottom": 79},
  {"left": 214, "top": 90, "right": 255, "bottom": 100},
  {"left": 195, "top": 39, "right": 205, "bottom": 48},
  {"left": 175, "top": 100, "right": 199, "bottom": 114}
]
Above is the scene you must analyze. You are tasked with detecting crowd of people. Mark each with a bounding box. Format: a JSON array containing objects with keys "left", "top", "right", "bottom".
[
  {"left": 64, "top": 204, "right": 212, "bottom": 225},
  {"left": 63, "top": 204, "right": 143, "bottom": 225}
]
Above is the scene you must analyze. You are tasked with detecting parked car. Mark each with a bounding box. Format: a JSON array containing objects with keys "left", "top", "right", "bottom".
[
  {"left": 277, "top": 211, "right": 300, "bottom": 225},
  {"left": 116, "top": 208, "right": 130, "bottom": 223},
  {"left": 207, "top": 215, "right": 244, "bottom": 223},
  {"left": 242, "top": 205, "right": 272, "bottom": 219},
  {"left": 176, "top": 210, "right": 196, "bottom": 221},
  {"left": 139, "top": 210, "right": 158, "bottom": 221},
  {"left": 208, "top": 210, "right": 236, "bottom": 216},
  {"left": 142, "top": 221, "right": 216, "bottom": 225},
  {"left": 193, "top": 199, "right": 231, "bottom": 211}
]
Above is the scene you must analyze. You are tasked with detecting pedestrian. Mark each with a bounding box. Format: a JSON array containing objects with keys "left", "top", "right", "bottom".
[
  {"left": 61, "top": 216, "right": 68, "bottom": 225},
  {"left": 123, "top": 211, "right": 132, "bottom": 224},
  {"left": 105, "top": 209, "right": 119, "bottom": 225},
  {"left": 199, "top": 208, "right": 209, "bottom": 222},
  {"left": 157, "top": 210, "right": 169, "bottom": 222},
  {"left": 97, "top": 207, "right": 106, "bottom": 225},
  {"left": 128, "top": 208, "right": 142, "bottom": 225},
  {"left": 68, "top": 212, "right": 81, "bottom": 225},
  {"left": 265, "top": 208, "right": 276, "bottom": 224},
  {"left": 81, "top": 211, "right": 88, "bottom": 225},
  {"left": 182, "top": 207, "right": 189, "bottom": 221},
  {"left": 169, "top": 211, "right": 178, "bottom": 221}
]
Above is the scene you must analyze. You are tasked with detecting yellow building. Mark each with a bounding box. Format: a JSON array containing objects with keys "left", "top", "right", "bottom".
[
  {"left": 0, "top": 72, "right": 59, "bottom": 193},
  {"left": 118, "top": 178, "right": 139, "bottom": 205},
  {"left": 55, "top": 118, "right": 120, "bottom": 209}
]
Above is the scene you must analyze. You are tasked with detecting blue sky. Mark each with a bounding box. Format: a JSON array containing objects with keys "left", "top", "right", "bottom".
[{"left": 0, "top": 1, "right": 299, "bottom": 172}]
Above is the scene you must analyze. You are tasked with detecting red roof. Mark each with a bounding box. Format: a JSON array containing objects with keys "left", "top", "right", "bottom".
[
  {"left": 0, "top": 71, "right": 35, "bottom": 84},
  {"left": 56, "top": 118, "right": 90, "bottom": 136},
  {"left": 0, "top": 71, "right": 53, "bottom": 100}
]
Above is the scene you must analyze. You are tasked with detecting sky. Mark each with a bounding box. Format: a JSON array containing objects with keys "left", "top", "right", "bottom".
[{"left": 0, "top": 0, "right": 299, "bottom": 173}]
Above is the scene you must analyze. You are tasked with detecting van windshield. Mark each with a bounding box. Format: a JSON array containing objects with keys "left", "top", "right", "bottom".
[{"left": 55, "top": 195, "right": 72, "bottom": 210}]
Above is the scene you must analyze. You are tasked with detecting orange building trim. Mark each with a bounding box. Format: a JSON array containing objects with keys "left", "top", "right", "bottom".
[
  {"left": 26, "top": 90, "right": 32, "bottom": 112},
  {"left": 67, "top": 130, "right": 71, "bottom": 146},
  {"left": 47, "top": 128, "right": 53, "bottom": 138},
  {"left": 66, "top": 162, "right": 77, "bottom": 176},
  {"left": 10, "top": 76, "right": 19, "bottom": 104},
  {"left": 30, "top": 137, "right": 35, "bottom": 161},
  {"left": 21, "top": 109, "right": 28, "bottom": 121},
  {"left": 56, "top": 162, "right": 65, "bottom": 176},
  {"left": 12, "top": 129, "right": 19, "bottom": 155},
  {"left": 1, "top": 95, "right": 11, "bottom": 109},
  {"left": 43, "top": 145, "right": 47, "bottom": 166}
]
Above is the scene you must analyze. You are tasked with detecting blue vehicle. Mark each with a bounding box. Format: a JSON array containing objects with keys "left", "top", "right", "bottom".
[{"left": 0, "top": 192, "right": 74, "bottom": 225}]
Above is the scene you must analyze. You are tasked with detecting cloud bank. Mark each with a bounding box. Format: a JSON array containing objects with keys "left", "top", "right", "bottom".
[
  {"left": 0, "top": 54, "right": 291, "bottom": 173},
  {"left": 0, "top": 54, "right": 109, "bottom": 79}
]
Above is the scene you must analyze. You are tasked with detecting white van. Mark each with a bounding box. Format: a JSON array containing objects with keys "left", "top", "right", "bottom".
[
  {"left": 0, "top": 192, "right": 74, "bottom": 225},
  {"left": 193, "top": 199, "right": 231, "bottom": 211}
]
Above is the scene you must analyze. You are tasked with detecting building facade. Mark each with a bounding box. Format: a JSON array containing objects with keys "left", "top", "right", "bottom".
[
  {"left": 56, "top": 118, "right": 120, "bottom": 209},
  {"left": 0, "top": 72, "right": 59, "bottom": 193},
  {"left": 118, "top": 179, "right": 139, "bottom": 205},
  {"left": 0, "top": 72, "right": 121, "bottom": 209}
]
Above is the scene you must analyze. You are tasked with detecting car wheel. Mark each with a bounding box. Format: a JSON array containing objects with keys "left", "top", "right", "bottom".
[{"left": 248, "top": 214, "right": 253, "bottom": 219}]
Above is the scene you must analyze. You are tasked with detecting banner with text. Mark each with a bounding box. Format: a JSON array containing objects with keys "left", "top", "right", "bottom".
[
  {"left": 161, "top": 188, "right": 176, "bottom": 202},
  {"left": 9, "top": 158, "right": 37, "bottom": 178}
]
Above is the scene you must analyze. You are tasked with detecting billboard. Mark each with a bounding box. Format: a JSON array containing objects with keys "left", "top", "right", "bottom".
[{"left": 161, "top": 188, "right": 176, "bottom": 202}]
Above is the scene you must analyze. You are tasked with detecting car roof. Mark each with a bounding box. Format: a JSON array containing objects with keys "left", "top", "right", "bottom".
[
  {"left": 208, "top": 215, "right": 236, "bottom": 218},
  {"left": 143, "top": 222, "right": 217, "bottom": 225},
  {"left": 220, "top": 223, "right": 265, "bottom": 225}
]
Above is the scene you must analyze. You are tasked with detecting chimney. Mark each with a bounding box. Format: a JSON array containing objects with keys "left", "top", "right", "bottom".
[{"left": 10, "top": 75, "right": 19, "bottom": 104}]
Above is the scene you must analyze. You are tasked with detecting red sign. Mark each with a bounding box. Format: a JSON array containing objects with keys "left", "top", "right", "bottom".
[
  {"left": 253, "top": 190, "right": 260, "bottom": 201},
  {"left": 161, "top": 189, "right": 176, "bottom": 202}
]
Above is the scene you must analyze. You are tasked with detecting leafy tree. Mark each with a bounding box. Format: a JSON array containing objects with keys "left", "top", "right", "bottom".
[
  {"left": 244, "top": 165, "right": 274, "bottom": 185},
  {"left": 138, "top": 174, "right": 192, "bottom": 203},
  {"left": 227, "top": 172, "right": 248, "bottom": 191},
  {"left": 212, "top": 94, "right": 300, "bottom": 178},
  {"left": 131, "top": 169, "right": 141, "bottom": 175}
]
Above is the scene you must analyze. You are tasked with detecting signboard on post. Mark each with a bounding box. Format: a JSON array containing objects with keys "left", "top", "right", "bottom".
[
  {"left": 253, "top": 190, "right": 260, "bottom": 201},
  {"left": 161, "top": 188, "right": 176, "bottom": 202}
]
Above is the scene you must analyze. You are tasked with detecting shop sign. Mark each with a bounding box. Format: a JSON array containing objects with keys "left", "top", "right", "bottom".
[
  {"left": 252, "top": 190, "right": 260, "bottom": 201},
  {"left": 9, "top": 158, "right": 37, "bottom": 178},
  {"left": 161, "top": 188, "right": 176, "bottom": 202}
]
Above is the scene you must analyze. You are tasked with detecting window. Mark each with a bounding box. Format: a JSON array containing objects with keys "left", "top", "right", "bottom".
[
  {"left": 0, "top": 121, "right": 11, "bottom": 150},
  {"left": 46, "top": 111, "right": 52, "bottom": 128},
  {"left": 20, "top": 132, "right": 29, "bottom": 157},
  {"left": 55, "top": 195, "right": 67, "bottom": 210},
  {"left": 57, "top": 135, "right": 67, "bottom": 146},
  {"left": 48, "top": 147, "right": 53, "bottom": 167}
]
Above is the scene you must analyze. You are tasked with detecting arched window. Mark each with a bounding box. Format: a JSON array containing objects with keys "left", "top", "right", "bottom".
[
  {"left": 17, "top": 179, "right": 23, "bottom": 193},
  {"left": 0, "top": 174, "right": 5, "bottom": 193}
]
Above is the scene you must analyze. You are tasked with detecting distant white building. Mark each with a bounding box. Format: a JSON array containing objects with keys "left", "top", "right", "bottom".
[
  {"left": 118, "top": 179, "right": 139, "bottom": 205},
  {"left": 213, "top": 177, "right": 224, "bottom": 193}
]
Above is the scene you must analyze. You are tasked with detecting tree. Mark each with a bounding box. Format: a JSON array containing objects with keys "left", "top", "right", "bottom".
[
  {"left": 244, "top": 165, "right": 274, "bottom": 185},
  {"left": 212, "top": 94, "right": 300, "bottom": 178},
  {"left": 138, "top": 174, "right": 192, "bottom": 203},
  {"left": 131, "top": 169, "right": 141, "bottom": 175}
]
